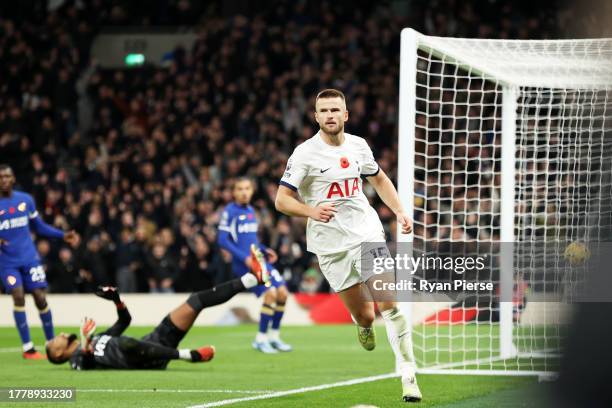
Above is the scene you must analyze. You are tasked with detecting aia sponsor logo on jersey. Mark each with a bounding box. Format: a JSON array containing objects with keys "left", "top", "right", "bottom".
[{"left": 327, "top": 178, "right": 360, "bottom": 199}]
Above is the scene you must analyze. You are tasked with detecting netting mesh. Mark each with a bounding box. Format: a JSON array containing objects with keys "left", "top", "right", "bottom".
[{"left": 405, "top": 34, "right": 612, "bottom": 373}]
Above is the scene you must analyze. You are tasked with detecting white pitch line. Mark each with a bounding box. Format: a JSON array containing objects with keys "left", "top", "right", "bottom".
[
  {"left": 79, "top": 389, "right": 272, "bottom": 395},
  {"left": 0, "top": 347, "right": 25, "bottom": 353},
  {"left": 187, "top": 372, "right": 399, "bottom": 408}
]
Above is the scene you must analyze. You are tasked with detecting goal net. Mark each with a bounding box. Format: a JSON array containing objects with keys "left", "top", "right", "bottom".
[{"left": 397, "top": 29, "right": 612, "bottom": 376}]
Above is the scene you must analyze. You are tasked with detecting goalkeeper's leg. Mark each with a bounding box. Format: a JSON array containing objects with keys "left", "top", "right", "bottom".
[
  {"left": 119, "top": 337, "right": 214, "bottom": 365},
  {"left": 170, "top": 273, "right": 260, "bottom": 332},
  {"left": 169, "top": 247, "right": 267, "bottom": 332}
]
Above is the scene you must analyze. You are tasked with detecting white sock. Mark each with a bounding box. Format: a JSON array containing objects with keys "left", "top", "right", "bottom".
[
  {"left": 22, "top": 341, "right": 34, "bottom": 352},
  {"left": 268, "top": 329, "right": 280, "bottom": 341},
  {"left": 255, "top": 332, "right": 268, "bottom": 343},
  {"left": 241, "top": 273, "right": 258, "bottom": 289},
  {"left": 179, "top": 349, "right": 192, "bottom": 361},
  {"left": 381, "top": 307, "right": 416, "bottom": 373}
]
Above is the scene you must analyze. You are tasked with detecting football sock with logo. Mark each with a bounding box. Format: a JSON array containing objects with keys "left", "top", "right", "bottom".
[
  {"left": 258, "top": 303, "right": 274, "bottom": 337},
  {"left": 38, "top": 306, "right": 54, "bottom": 341},
  {"left": 13, "top": 307, "right": 33, "bottom": 351},
  {"left": 381, "top": 307, "right": 416, "bottom": 369}
]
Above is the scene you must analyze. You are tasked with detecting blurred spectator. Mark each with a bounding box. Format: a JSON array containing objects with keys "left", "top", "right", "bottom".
[
  {"left": 77, "top": 235, "right": 111, "bottom": 291},
  {"left": 115, "top": 228, "right": 143, "bottom": 293},
  {"left": 47, "top": 247, "right": 78, "bottom": 293},
  {"left": 299, "top": 263, "right": 325, "bottom": 294},
  {"left": 146, "top": 243, "right": 178, "bottom": 293}
]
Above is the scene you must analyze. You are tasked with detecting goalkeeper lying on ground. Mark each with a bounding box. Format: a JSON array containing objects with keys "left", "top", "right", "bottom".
[{"left": 45, "top": 245, "right": 269, "bottom": 369}]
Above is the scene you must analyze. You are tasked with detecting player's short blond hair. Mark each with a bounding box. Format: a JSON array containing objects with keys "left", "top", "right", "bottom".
[{"left": 315, "top": 89, "right": 346, "bottom": 104}]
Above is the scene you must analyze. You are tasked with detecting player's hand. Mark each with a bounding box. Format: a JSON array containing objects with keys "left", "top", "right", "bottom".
[
  {"left": 64, "top": 230, "right": 80, "bottom": 248},
  {"left": 80, "top": 317, "right": 96, "bottom": 351},
  {"left": 95, "top": 286, "right": 121, "bottom": 304},
  {"left": 265, "top": 248, "right": 278, "bottom": 264},
  {"left": 397, "top": 212, "right": 413, "bottom": 234},
  {"left": 309, "top": 203, "right": 337, "bottom": 223}
]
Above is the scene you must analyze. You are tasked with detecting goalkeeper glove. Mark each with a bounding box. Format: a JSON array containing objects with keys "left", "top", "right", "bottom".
[
  {"left": 80, "top": 317, "right": 96, "bottom": 351},
  {"left": 95, "top": 286, "right": 121, "bottom": 304}
]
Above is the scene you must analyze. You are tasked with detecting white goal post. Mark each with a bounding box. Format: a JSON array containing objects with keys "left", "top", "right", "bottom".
[{"left": 397, "top": 28, "right": 612, "bottom": 376}]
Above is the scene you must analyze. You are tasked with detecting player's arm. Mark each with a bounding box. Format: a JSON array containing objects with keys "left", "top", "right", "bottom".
[
  {"left": 26, "top": 195, "right": 80, "bottom": 245},
  {"left": 275, "top": 186, "right": 337, "bottom": 222},
  {"left": 276, "top": 149, "right": 336, "bottom": 222},
  {"left": 95, "top": 286, "right": 132, "bottom": 337},
  {"left": 366, "top": 169, "right": 412, "bottom": 234},
  {"left": 217, "top": 209, "right": 252, "bottom": 266},
  {"left": 70, "top": 348, "right": 95, "bottom": 370},
  {"left": 217, "top": 231, "right": 250, "bottom": 262},
  {"left": 29, "top": 215, "right": 65, "bottom": 239}
]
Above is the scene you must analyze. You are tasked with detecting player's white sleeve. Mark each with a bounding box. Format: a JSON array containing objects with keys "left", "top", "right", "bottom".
[
  {"left": 360, "top": 140, "right": 380, "bottom": 177},
  {"left": 280, "top": 149, "right": 308, "bottom": 191}
]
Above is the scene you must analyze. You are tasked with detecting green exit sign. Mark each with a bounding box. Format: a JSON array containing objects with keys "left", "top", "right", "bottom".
[{"left": 124, "top": 53, "right": 145, "bottom": 66}]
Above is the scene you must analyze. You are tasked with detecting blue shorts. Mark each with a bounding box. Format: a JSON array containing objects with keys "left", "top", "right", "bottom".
[
  {"left": 234, "top": 263, "right": 285, "bottom": 297},
  {"left": 0, "top": 261, "right": 48, "bottom": 293}
]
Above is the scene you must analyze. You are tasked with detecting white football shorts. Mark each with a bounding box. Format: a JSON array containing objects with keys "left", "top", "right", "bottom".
[{"left": 317, "top": 241, "right": 392, "bottom": 292}]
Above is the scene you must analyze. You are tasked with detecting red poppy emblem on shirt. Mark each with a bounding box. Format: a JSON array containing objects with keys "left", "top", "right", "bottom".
[
  {"left": 248, "top": 214, "right": 254, "bottom": 220},
  {"left": 8, "top": 207, "right": 15, "bottom": 214},
  {"left": 340, "top": 157, "right": 349, "bottom": 168}
]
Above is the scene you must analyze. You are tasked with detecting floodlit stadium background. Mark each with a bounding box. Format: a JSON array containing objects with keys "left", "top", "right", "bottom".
[
  {"left": 1, "top": 1, "right": 612, "bottom": 407},
  {"left": 2, "top": 0, "right": 603, "bottom": 298}
]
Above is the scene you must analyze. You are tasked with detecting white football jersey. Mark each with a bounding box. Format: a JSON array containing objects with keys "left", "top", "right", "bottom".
[{"left": 280, "top": 131, "right": 385, "bottom": 255}]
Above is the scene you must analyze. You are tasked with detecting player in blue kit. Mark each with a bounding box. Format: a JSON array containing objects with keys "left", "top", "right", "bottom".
[
  {"left": 0, "top": 165, "right": 79, "bottom": 359},
  {"left": 217, "top": 177, "right": 292, "bottom": 353}
]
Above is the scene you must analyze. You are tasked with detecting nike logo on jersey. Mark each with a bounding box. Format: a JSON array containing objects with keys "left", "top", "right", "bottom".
[{"left": 320, "top": 168, "right": 331, "bottom": 173}]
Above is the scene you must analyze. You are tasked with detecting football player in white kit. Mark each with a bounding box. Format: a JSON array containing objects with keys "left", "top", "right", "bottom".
[{"left": 275, "top": 89, "right": 422, "bottom": 402}]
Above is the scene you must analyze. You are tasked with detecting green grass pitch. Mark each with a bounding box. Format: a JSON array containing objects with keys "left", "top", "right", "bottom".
[{"left": 0, "top": 324, "right": 547, "bottom": 407}]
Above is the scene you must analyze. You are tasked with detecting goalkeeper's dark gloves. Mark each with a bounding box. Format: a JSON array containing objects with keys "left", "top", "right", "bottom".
[{"left": 95, "top": 286, "right": 121, "bottom": 305}]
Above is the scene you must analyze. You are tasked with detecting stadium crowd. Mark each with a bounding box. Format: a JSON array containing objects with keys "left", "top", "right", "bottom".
[{"left": 0, "top": 0, "right": 568, "bottom": 293}]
